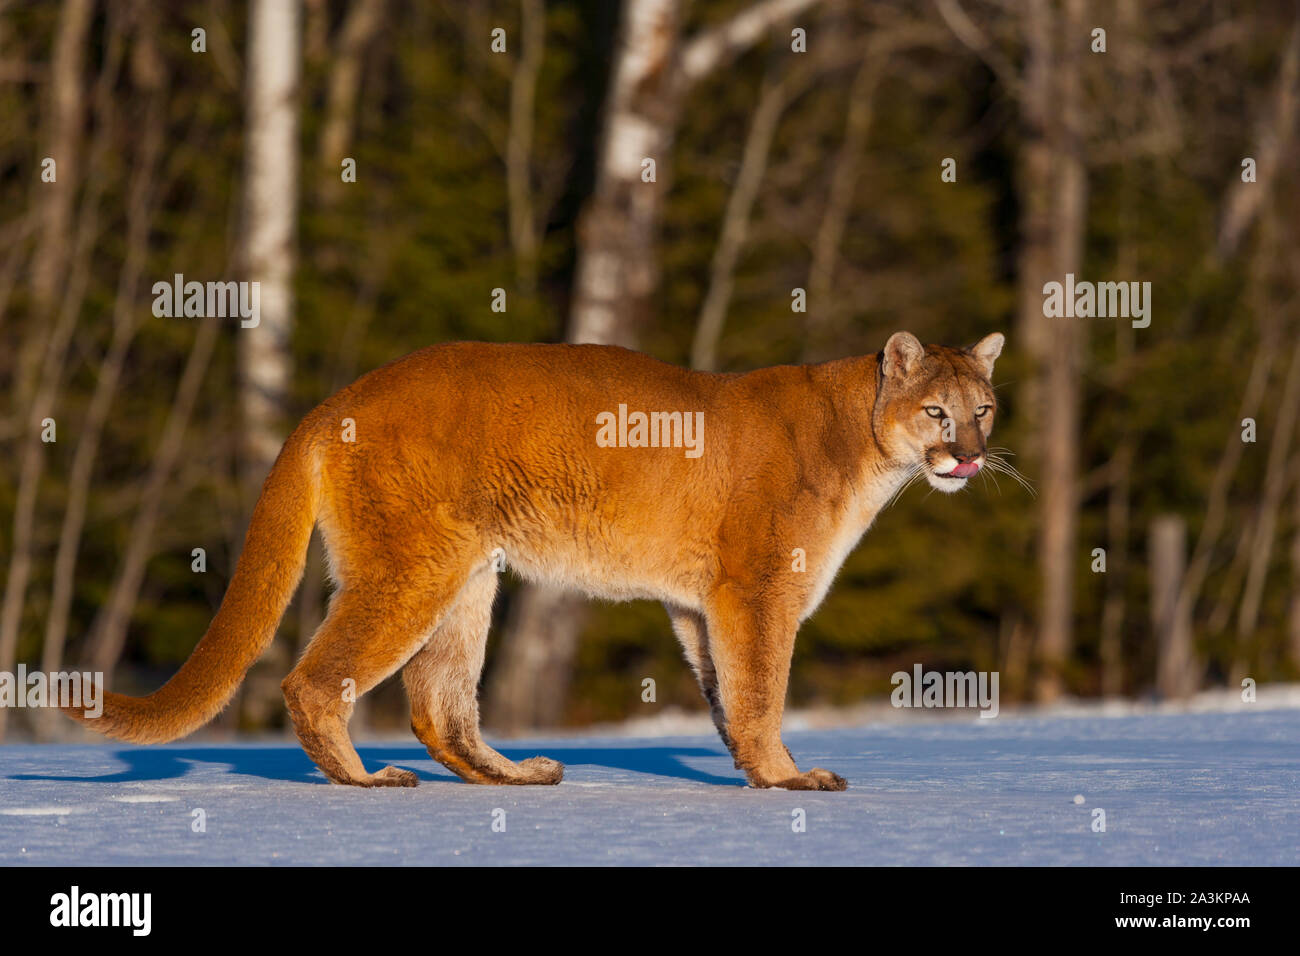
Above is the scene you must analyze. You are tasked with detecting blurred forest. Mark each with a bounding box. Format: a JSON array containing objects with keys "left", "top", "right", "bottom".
[{"left": 1, "top": 0, "right": 1298, "bottom": 740}]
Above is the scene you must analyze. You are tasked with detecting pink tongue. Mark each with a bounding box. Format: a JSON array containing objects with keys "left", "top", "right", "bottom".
[{"left": 951, "top": 461, "right": 980, "bottom": 478}]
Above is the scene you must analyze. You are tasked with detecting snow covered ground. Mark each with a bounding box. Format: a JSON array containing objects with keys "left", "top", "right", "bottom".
[{"left": 1, "top": 707, "right": 1297, "bottom": 866}]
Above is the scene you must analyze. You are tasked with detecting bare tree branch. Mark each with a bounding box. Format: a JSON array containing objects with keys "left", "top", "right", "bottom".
[
  {"left": 801, "top": 54, "right": 886, "bottom": 362},
  {"left": 507, "top": 0, "right": 545, "bottom": 292},
  {"left": 1235, "top": 319, "right": 1300, "bottom": 643},
  {"left": 317, "top": 0, "right": 386, "bottom": 203},
  {"left": 933, "top": 0, "right": 1020, "bottom": 98},
  {"left": 38, "top": 77, "right": 165, "bottom": 737},
  {"left": 1174, "top": 316, "right": 1280, "bottom": 635},
  {"left": 1217, "top": 17, "right": 1300, "bottom": 261},
  {"left": 681, "top": 0, "right": 824, "bottom": 88},
  {"left": 16, "top": 0, "right": 93, "bottom": 413},
  {"left": 690, "top": 70, "right": 791, "bottom": 371},
  {"left": 84, "top": 310, "right": 225, "bottom": 676},
  {"left": 0, "top": 4, "right": 123, "bottom": 738}
]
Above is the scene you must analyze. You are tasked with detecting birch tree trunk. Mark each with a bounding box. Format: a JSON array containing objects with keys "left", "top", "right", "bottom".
[
  {"left": 566, "top": 0, "right": 684, "bottom": 346},
  {"left": 235, "top": 0, "right": 301, "bottom": 726},
  {"left": 487, "top": 0, "right": 825, "bottom": 730},
  {"left": 240, "top": 0, "right": 300, "bottom": 502},
  {"left": 484, "top": 0, "right": 685, "bottom": 732}
]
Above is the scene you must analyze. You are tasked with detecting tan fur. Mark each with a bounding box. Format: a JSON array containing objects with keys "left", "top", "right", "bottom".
[{"left": 63, "top": 331, "right": 1005, "bottom": 791}]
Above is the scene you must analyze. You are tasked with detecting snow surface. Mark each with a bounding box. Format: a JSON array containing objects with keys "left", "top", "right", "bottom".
[{"left": 2, "top": 708, "right": 1297, "bottom": 866}]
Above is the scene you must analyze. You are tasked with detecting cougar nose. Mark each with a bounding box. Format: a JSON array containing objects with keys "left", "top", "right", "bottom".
[{"left": 953, "top": 452, "right": 981, "bottom": 463}]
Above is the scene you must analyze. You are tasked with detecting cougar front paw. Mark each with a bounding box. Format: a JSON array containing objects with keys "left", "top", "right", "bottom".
[{"left": 765, "top": 767, "right": 848, "bottom": 791}]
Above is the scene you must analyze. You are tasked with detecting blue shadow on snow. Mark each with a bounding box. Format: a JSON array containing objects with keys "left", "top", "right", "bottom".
[{"left": 9, "top": 742, "right": 745, "bottom": 787}]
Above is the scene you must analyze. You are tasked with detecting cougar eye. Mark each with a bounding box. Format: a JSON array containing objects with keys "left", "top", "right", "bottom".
[
  {"left": 924, "top": 406, "right": 945, "bottom": 419},
  {"left": 975, "top": 405, "right": 992, "bottom": 418}
]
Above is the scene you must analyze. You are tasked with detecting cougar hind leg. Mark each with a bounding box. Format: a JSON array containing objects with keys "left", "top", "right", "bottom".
[
  {"left": 404, "top": 570, "right": 563, "bottom": 785},
  {"left": 666, "top": 604, "right": 734, "bottom": 757},
  {"left": 283, "top": 563, "right": 468, "bottom": 787}
]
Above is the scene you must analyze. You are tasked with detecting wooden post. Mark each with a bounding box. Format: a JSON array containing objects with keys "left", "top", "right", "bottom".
[{"left": 1151, "top": 515, "right": 1196, "bottom": 699}]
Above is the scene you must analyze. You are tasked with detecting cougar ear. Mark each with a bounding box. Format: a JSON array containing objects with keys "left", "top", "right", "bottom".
[
  {"left": 881, "top": 331, "right": 925, "bottom": 379},
  {"left": 968, "top": 332, "right": 1005, "bottom": 379}
]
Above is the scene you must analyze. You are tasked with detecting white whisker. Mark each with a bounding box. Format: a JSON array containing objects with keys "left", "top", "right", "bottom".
[{"left": 982, "top": 453, "right": 1036, "bottom": 497}]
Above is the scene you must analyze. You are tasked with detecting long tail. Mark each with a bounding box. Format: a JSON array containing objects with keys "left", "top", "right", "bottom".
[{"left": 63, "top": 432, "right": 322, "bottom": 743}]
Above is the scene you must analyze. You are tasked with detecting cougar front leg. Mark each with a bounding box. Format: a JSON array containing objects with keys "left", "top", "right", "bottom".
[{"left": 705, "top": 585, "right": 847, "bottom": 791}]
